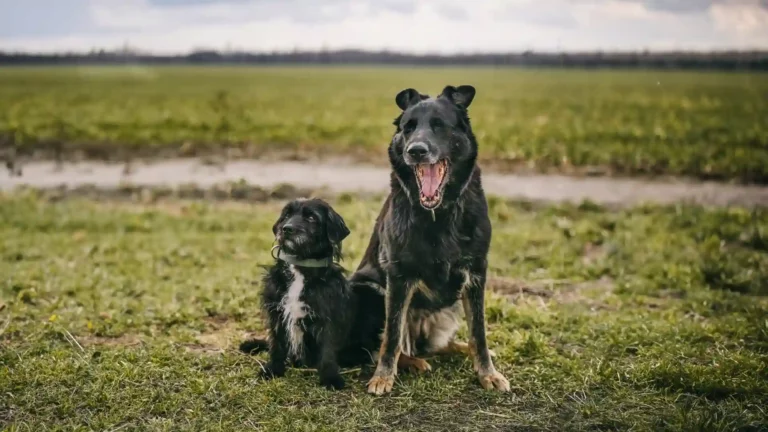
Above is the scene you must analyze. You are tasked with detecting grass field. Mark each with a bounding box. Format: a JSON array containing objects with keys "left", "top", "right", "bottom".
[
  {"left": 2, "top": 190, "right": 767, "bottom": 431},
  {"left": 1, "top": 66, "right": 767, "bottom": 182}
]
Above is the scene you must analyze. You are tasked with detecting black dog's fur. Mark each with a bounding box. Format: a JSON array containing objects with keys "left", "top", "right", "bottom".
[
  {"left": 349, "top": 85, "right": 511, "bottom": 395},
  {"left": 240, "top": 198, "right": 385, "bottom": 389}
]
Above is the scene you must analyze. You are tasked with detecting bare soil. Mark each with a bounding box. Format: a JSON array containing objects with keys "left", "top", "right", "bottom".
[{"left": 3, "top": 158, "right": 768, "bottom": 207}]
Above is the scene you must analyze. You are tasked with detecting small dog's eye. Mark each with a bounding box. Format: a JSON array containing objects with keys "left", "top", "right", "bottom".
[
  {"left": 306, "top": 215, "right": 316, "bottom": 223},
  {"left": 403, "top": 120, "right": 416, "bottom": 134},
  {"left": 431, "top": 118, "right": 444, "bottom": 129}
]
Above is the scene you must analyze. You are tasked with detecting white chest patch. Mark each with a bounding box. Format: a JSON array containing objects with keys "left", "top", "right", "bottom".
[{"left": 280, "top": 265, "right": 309, "bottom": 358}]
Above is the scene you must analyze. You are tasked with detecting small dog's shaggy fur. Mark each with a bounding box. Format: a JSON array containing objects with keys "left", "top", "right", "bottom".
[
  {"left": 240, "top": 198, "right": 384, "bottom": 389},
  {"left": 350, "top": 85, "right": 511, "bottom": 395}
]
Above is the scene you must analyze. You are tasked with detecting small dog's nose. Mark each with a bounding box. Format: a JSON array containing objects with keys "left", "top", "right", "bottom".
[
  {"left": 281, "top": 224, "right": 295, "bottom": 234},
  {"left": 406, "top": 142, "right": 428, "bottom": 159}
]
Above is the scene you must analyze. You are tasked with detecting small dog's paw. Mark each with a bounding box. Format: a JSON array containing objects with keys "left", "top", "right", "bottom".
[
  {"left": 320, "top": 373, "right": 345, "bottom": 390},
  {"left": 367, "top": 374, "right": 395, "bottom": 395},
  {"left": 409, "top": 357, "right": 432, "bottom": 373},
  {"left": 478, "top": 369, "right": 510, "bottom": 392},
  {"left": 259, "top": 363, "right": 285, "bottom": 380}
]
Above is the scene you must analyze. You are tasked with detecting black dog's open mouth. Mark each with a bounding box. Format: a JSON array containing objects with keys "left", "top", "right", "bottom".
[{"left": 414, "top": 160, "right": 449, "bottom": 209}]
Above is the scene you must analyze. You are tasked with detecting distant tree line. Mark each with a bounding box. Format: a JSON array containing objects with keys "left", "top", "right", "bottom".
[{"left": 1, "top": 49, "right": 767, "bottom": 70}]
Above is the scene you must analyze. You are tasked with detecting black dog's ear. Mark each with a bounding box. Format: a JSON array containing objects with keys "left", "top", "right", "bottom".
[
  {"left": 325, "top": 206, "right": 350, "bottom": 244},
  {"left": 439, "top": 85, "right": 476, "bottom": 108},
  {"left": 395, "top": 88, "right": 425, "bottom": 111}
]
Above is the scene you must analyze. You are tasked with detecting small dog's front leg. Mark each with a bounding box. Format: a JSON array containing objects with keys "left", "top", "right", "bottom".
[
  {"left": 261, "top": 322, "right": 289, "bottom": 380},
  {"left": 462, "top": 266, "right": 510, "bottom": 392},
  {"left": 367, "top": 274, "right": 414, "bottom": 395},
  {"left": 317, "top": 329, "right": 345, "bottom": 390}
]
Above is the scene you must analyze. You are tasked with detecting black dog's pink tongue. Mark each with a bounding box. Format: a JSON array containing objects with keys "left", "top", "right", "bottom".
[{"left": 421, "top": 164, "right": 441, "bottom": 198}]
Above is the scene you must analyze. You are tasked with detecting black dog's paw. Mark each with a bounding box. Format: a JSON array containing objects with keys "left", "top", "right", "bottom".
[
  {"left": 320, "top": 373, "right": 345, "bottom": 390},
  {"left": 260, "top": 363, "right": 285, "bottom": 380}
]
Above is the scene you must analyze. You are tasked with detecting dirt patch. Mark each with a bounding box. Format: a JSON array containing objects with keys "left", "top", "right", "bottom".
[
  {"left": 488, "top": 276, "right": 615, "bottom": 310},
  {"left": 6, "top": 138, "right": 768, "bottom": 184},
  {"left": 554, "top": 277, "right": 615, "bottom": 310},
  {"left": 3, "top": 158, "right": 767, "bottom": 208},
  {"left": 12, "top": 180, "right": 321, "bottom": 205},
  {"left": 486, "top": 277, "right": 559, "bottom": 298},
  {"left": 181, "top": 315, "right": 261, "bottom": 355},
  {"left": 70, "top": 317, "right": 260, "bottom": 356},
  {"left": 79, "top": 334, "right": 144, "bottom": 348}
]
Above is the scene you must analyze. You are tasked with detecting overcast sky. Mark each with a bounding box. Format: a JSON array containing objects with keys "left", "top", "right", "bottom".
[{"left": 1, "top": 0, "right": 767, "bottom": 54}]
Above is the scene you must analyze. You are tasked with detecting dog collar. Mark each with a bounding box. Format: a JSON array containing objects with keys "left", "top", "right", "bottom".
[{"left": 271, "top": 245, "right": 333, "bottom": 268}]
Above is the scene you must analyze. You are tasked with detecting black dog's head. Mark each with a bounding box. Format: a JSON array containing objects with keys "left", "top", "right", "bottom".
[
  {"left": 388, "top": 85, "right": 478, "bottom": 210},
  {"left": 271, "top": 198, "right": 350, "bottom": 262}
]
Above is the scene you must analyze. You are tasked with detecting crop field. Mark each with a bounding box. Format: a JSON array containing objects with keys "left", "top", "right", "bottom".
[
  {"left": 1, "top": 66, "right": 767, "bottom": 182},
  {"left": 2, "top": 189, "right": 767, "bottom": 431}
]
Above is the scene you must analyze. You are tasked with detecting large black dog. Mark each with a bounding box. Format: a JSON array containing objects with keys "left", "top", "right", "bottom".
[{"left": 349, "top": 85, "right": 510, "bottom": 395}]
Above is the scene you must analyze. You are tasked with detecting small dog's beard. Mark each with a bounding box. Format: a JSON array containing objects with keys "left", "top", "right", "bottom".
[{"left": 280, "top": 235, "right": 309, "bottom": 255}]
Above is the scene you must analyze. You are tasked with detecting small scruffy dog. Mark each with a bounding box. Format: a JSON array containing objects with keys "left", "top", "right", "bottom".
[{"left": 240, "top": 198, "right": 358, "bottom": 390}]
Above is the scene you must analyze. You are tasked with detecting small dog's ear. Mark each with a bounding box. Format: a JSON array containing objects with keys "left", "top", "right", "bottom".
[
  {"left": 439, "top": 85, "right": 475, "bottom": 108},
  {"left": 325, "top": 206, "right": 350, "bottom": 245},
  {"left": 395, "top": 88, "right": 425, "bottom": 111}
]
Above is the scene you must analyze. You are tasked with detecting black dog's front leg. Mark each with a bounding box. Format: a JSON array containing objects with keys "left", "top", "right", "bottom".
[
  {"left": 462, "top": 264, "right": 510, "bottom": 392},
  {"left": 261, "top": 320, "right": 289, "bottom": 380},
  {"left": 367, "top": 273, "right": 414, "bottom": 395},
  {"left": 317, "top": 327, "right": 345, "bottom": 390}
]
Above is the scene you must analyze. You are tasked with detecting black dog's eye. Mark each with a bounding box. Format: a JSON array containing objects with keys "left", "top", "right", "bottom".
[
  {"left": 306, "top": 215, "right": 317, "bottom": 223},
  {"left": 430, "top": 118, "right": 445, "bottom": 130},
  {"left": 403, "top": 120, "right": 417, "bottom": 134}
]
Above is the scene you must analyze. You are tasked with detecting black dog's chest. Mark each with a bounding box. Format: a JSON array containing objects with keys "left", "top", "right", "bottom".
[
  {"left": 395, "top": 223, "right": 466, "bottom": 264},
  {"left": 411, "top": 263, "right": 471, "bottom": 310},
  {"left": 378, "top": 208, "right": 481, "bottom": 311}
]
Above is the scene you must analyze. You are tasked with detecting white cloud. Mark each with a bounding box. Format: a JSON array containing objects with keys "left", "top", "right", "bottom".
[
  {"left": 0, "top": 0, "right": 766, "bottom": 53},
  {"left": 711, "top": 1, "right": 768, "bottom": 36}
]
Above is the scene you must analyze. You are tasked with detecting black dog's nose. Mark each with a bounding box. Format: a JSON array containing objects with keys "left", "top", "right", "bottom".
[
  {"left": 406, "top": 142, "right": 428, "bottom": 159},
  {"left": 281, "top": 224, "right": 295, "bottom": 234}
]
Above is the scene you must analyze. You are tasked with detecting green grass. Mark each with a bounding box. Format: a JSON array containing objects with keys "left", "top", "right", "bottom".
[
  {"left": 1, "top": 191, "right": 768, "bottom": 431},
  {"left": 1, "top": 66, "right": 767, "bottom": 182}
]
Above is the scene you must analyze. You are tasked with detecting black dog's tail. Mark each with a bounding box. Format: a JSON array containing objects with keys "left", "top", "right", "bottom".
[{"left": 239, "top": 338, "right": 269, "bottom": 355}]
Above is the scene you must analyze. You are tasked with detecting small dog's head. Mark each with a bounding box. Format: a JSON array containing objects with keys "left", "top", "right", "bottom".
[
  {"left": 271, "top": 198, "right": 350, "bottom": 262},
  {"left": 388, "top": 85, "right": 479, "bottom": 210}
]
